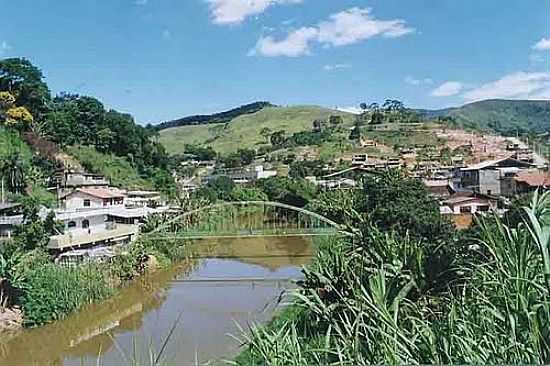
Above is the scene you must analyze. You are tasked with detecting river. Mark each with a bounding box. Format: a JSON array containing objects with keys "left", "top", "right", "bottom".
[{"left": 0, "top": 236, "right": 314, "bottom": 366}]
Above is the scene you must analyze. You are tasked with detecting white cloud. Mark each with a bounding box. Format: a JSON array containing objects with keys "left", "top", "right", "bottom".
[
  {"left": 206, "top": 0, "right": 302, "bottom": 25},
  {"left": 431, "top": 81, "right": 464, "bottom": 97},
  {"left": 463, "top": 71, "right": 550, "bottom": 102},
  {"left": 251, "top": 7, "right": 414, "bottom": 57},
  {"left": 0, "top": 41, "right": 12, "bottom": 56},
  {"left": 532, "top": 37, "right": 550, "bottom": 51},
  {"left": 250, "top": 27, "right": 317, "bottom": 57},
  {"left": 404, "top": 76, "right": 433, "bottom": 86},
  {"left": 324, "top": 63, "right": 352, "bottom": 71}
]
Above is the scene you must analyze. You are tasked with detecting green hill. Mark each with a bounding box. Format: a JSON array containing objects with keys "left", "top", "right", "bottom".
[
  {"left": 421, "top": 99, "right": 550, "bottom": 134},
  {"left": 159, "top": 105, "right": 355, "bottom": 155}
]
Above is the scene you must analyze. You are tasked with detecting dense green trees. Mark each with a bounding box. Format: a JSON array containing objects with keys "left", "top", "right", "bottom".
[
  {"left": 0, "top": 58, "right": 174, "bottom": 194},
  {"left": 0, "top": 58, "right": 50, "bottom": 120}
]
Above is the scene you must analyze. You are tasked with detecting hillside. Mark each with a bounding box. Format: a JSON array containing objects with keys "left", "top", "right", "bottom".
[
  {"left": 421, "top": 99, "right": 550, "bottom": 134},
  {"left": 156, "top": 101, "right": 274, "bottom": 130},
  {"left": 159, "top": 105, "right": 355, "bottom": 154}
]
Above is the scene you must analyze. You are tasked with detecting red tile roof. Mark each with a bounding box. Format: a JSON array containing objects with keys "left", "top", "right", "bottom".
[
  {"left": 514, "top": 171, "right": 550, "bottom": 187},
  {"left": 76, "top": 187, "right": 126, "bottom": 199}
]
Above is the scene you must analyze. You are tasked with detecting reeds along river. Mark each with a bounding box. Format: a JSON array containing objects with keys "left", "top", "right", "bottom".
[{"left": 0, "top": 236, "right": 314, "bottom": 366}]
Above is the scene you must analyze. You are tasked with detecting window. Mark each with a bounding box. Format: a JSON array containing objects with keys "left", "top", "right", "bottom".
[
  {"left": 82, "top": 219, "right": 90, "bottom": 229},
  {"left": 460, "top": 206, "right": 472, "bottom": 213},
  {"left": 68, "top": 221, "right": 77, "bottom": 228},
  {"left": 83, "top": 199, "right": 91, "bottom": 207}
]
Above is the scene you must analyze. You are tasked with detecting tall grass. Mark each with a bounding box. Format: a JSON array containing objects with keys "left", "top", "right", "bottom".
[{"left": 236, "top": 193, "right": 550, "bottom": 365}]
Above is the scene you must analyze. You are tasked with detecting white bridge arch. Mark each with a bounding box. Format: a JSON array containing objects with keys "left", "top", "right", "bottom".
[{"left": 145, "top": 201, "right": 349, "bottom": 239}]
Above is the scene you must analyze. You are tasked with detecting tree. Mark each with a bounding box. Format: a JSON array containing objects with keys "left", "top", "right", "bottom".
[
  {"left": 349, "top": 122, "right": 361, "bottom": 141},
  {"left": 260, "top": 127, "right": 272, "bottom": 144},
  {"left": 0, "top": 58, "right": 51, "bottom": 120},
  {"left": 0, "top": 91, "right": 33, "bottom": 128},
  {"left": 329, "top": 115, "right": 343, "bottom": 129},
  {"left": 0, "top": 151, "right": 28, "bottom": 194},
  {"left": 270, "top": 130, "right": 286, "bottom": 148},
  {"left": 312, "top": 119, "right": 325, "bottom": 133}
]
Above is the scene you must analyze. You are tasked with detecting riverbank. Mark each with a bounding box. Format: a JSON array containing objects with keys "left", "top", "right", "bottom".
[{"left": 0, "top": 235, "right": 190, "bottom": 332}]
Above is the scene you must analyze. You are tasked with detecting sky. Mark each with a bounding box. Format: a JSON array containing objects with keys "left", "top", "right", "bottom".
[{"left": 1, "top": 0, "right": 550, "bottom": 124}]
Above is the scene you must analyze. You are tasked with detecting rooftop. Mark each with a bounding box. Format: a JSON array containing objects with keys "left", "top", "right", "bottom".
[{"left": 64, "top": 187, "right": 126, "bottom": 200}]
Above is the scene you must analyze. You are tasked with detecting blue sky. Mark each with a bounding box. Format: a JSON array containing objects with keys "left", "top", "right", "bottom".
[{"left": 1, "top": 0, "right": 550, "bottom": 124}]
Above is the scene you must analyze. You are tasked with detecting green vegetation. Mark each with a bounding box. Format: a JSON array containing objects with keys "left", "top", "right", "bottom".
[
  {"left": 423, "top": 99, "right": 550, "bottom": 134},
  {"left": 67, "top": 145, "right": 155, "bottom": 190},
  {"left": 0, "top": 58, "right": 176, "bottom": 197},
  {"left": 237, "top": 173, "right": 550, "bottom": 365},
  {"left": 159, "top": 106, "right": 354, "bottom": 155}
]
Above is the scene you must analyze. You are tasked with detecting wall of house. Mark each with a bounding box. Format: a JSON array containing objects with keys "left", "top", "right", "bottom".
[
  {"left": 64, "top": 192, "right": 104, "bottom": 210},
  {"left": 460, "top": 170, "right": 479, "bottom": 190},
  {"left": 479, "top": 170, "right": 501, "bottom": 195},
  {"left": 451, "top": 201, "right": 491, "bottom": 214},
  {"left": 64, "top": 214, "right": 106, "bottom": 233}
]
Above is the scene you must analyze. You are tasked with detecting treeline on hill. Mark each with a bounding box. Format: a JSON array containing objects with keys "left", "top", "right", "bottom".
[
  {"left": 0, "top": 58, "right": 175, "bottom": 196},
  {"left": 420, "top": 99, "right": 550, "bottom": 135},
  {"left": 156, "top": 101, "right": 274, "bottom": 130}
]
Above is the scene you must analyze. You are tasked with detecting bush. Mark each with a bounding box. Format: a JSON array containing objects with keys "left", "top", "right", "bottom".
[{"left": 20, "top": 264, "right": 113, "bottom": 327}]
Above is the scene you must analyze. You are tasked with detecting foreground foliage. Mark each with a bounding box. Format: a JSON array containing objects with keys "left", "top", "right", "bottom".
[{"left": 237, "top": 188, "right": 550, "bottom": 365}]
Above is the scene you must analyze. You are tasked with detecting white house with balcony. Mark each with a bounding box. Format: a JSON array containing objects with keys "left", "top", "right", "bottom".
[{"left": 60, "top": 187, "right": 126, "bottom": 210}]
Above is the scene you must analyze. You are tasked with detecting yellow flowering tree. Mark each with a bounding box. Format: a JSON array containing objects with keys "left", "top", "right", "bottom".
[{"left": 0, "top": 91, "right": 34, "bottom": 127}]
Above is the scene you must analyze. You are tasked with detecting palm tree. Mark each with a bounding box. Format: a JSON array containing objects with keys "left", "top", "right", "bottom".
[{"left": 0, "top": 151, "right": 27, "bottom": 194}]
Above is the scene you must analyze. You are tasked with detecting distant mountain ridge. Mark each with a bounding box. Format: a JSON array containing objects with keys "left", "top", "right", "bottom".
[
  {"left": 156, "top": 101, "right": 274, "bottom": 130},
  {"left": 419, "top": 99, "right": 550, "bottom": 134}
]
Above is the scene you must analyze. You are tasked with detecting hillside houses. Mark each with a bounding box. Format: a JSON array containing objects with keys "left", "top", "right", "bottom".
[{"left": 457, "top": 156, "right": 534, "bottom": 196}]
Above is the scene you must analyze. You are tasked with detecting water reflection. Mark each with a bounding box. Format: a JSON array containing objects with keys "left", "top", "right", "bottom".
[{"left": 0, "top": 236, "right": 313, "bottom": 366}]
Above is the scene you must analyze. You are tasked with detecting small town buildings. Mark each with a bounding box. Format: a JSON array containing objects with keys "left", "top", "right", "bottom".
[
  {"left": 205, "top": 165, "right": 277, "bottom": 185},
  {"left": 0, "top": 202, "right": 23, "bottom": 240},
  {"left": 423, "top": 179, "right": 454, "bottom": 199},
  {"left": 307, "top": 177, "right": 357, "bottom": 190},
  {"left": 55, "top": 170, "right": 110, "bottom": 196},
  {"left": 48, "top": 208, "right": 139, "bottom": 252},
  {"left": 441, "top": 193, "right": 496, "bottom": 215},
  {"left": 126, "top": 190, "right": 162, "bottom": 208},
  {"left": 351, "top": 154, "right": 368, "bottom": 166},
  {"left": 458, "top": 157, "right": 533, "bottom": 196},
  {"left": 514, "top": 171, "right": 550, "bottom": 194},
  {"left": 60, "top": 187, "right": 126, "bottom": 210}
]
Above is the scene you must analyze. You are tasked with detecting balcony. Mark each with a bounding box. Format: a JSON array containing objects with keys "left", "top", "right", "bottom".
[{"left": 48, "top": 224, "right": 139, "bottom": 251}]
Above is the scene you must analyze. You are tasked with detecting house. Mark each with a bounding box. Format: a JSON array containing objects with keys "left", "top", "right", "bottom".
[
  {"left": 61, "top": 187, "right": 126, "bottom": 210},
  {"left": 441, "top": 192, "right": 497, "bottom": 215},
  {"left": 57, "top": 170, "right": 110, "bottom": 188},
  {"left": 360, "top": 138, "right": 376, "bottom": 148},
  {"left": 458, "top": 157, "right": 533, "bottom": 196},
  {"left": 307, "top": 177, "right": 357, "bottom": 190},
  {"left": 423, "top": 179, "right": 454, "bottom": 199},
  {"left": 351, "top": 154, "right": 369, "bottom": 166},
  {"left": 0, "top": 202, "right": 23, "bottom": 240},
  {"left": 514, "top": 171, "right": 550, "bottom": 194},
  {"left": 126, "top": 190, "right": 162, "bottom": 208},
  {"left": 48, "top": 208, "right": 139, "bottom": 252},
  {"left": 205, "top": 165, "right": 277, "bottom": 185},
  {"left": 55, "top": 170, "right": 110, "bottom": 196}
]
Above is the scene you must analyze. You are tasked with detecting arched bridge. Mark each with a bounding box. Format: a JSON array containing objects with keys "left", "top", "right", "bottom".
[{"left": 145, "top": 201, "right": 349, "bottom": 240}]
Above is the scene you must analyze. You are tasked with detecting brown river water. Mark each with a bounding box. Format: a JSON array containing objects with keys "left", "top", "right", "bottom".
[{"left": 0, "top": 236, "right": 314, "bottom": 366}]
